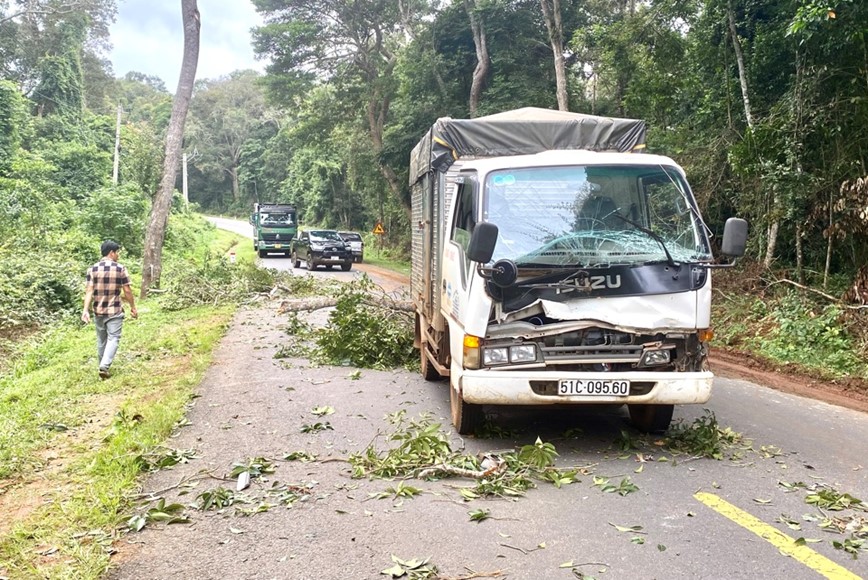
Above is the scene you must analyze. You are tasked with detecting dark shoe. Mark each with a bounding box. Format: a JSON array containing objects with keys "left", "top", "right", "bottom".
[{"left": 99, "top": 367, "right": 111, "bottom": 379}]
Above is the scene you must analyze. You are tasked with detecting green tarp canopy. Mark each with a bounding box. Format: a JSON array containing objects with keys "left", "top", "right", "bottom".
[{"left": 409, "top": 107, "right": 646, "bottom": 186}]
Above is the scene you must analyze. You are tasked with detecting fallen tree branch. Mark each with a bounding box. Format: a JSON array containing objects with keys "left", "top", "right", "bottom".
[
  {"left": 277, "top": 295, "right": 414, "bottom": 314},
  {"left": 766, "top": 278, "right": 868, "bottom": 310}
]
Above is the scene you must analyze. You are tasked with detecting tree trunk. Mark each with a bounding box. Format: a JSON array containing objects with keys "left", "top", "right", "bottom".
[
  {"left": 140, "top": 0, "right": 200, "bottom": 298},
  {"left": 824, "top": 190, "right": 833, "bottom": 289},
  {"left": 230, "top": 166, "right": 240, "bottom": 201},
  {"left": 763, "top": 221, "right": 779, "bottom": 269},
  {"left": 540, "top": 0, "right": 568, "bottom": 111},
  {"left": 464, "top": 0, "right": 490, "bottom": 118},
  {"left": 795, "top": 222, "right": 804, "bottom": 284},
  {"left": 727, "top": 0, "right": 753, "bottom": 129}
]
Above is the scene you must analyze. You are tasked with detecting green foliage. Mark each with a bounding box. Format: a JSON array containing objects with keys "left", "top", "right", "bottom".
[
  {"left": 805, "top": 488, "right": 864, "bottom": 512},
  {"left": 349, "top": 412, "right": 453, "bottom": 479},
  {"left": 749, "top": 292, "right": 863, "bottom": 376},
  {"left": 664, "top": 411, "right": 746, "bottom": 460},
  {"left": 126, "top": 498, "right": 189, "bottom": 532},
  {"left": 516, "top": 437, "right": 559, "bottom": 469},
  {"left": 196, "top": 487, "right": 242, "bottom": 511},
  {"left": 81, "top": 183, "right": 150, "bottom": 256},
  {"left": 0, "top": 80, "right": 30, "bottom": 174},
  {"left": 311, "top": 277, "right": 415, "bottom": 369},
  {"left": 40, "top": 140, "right": 112, "bottom": 200},
  {"left": 0, "top": 244, "right": 84, "bottom": 329},
  {"left": 593, "top": 476, "right": 640, "bottom": 496}
]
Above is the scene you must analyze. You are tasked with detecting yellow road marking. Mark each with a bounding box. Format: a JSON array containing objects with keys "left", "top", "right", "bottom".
[{"left": 694, "top": 492, "right": 861, "bottom": 580}]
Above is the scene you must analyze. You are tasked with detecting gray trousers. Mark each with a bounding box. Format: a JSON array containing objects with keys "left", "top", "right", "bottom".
[{"left": 94, "top": 313, "right": 124, "bottom": 370}]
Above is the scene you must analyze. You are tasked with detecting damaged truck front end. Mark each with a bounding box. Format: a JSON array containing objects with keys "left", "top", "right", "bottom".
[{"left": 410, "top": 109, "right": 748, "bottom": 435}]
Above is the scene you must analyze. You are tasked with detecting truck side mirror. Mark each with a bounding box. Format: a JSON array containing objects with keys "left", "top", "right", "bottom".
[
  {"left": 721, "top": 218, "right": 748, "bottom": 257},
  {"left": 249, "top": 214, "right": 255, "bottom": 225},
  {"left": 467, "top": 222, "right": 498, "bottom": 264}
]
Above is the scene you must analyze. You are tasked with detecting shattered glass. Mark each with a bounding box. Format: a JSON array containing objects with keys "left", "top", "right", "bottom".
[{"left": 483, "top": 164, "right": 711, "bottom": 267}]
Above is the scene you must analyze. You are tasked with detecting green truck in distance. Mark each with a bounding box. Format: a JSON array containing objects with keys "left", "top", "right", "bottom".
[{"left": 250, "top": 203, "right": 298, "bottom": 258}]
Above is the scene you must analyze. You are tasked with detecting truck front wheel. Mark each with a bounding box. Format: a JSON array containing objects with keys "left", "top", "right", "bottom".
[
  {"left": 450, "top": 379, "right": 482, "bottom": 435},
  {"left": 258, "top": 250, "right": 268, "bottom": 258},
  {"left": 628, "top": 404, "right": 674, "bottom": 433}
]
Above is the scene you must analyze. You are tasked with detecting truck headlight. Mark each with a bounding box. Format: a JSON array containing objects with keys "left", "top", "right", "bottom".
[
  {"left": 640, "top": 349, "right": 671, "bottom": 366},
  {"left": 510, "top": 344, "right": 537, "bottom": 363},
  {"left": 483, "top": 347, "right": 509, "bottom": 366}
]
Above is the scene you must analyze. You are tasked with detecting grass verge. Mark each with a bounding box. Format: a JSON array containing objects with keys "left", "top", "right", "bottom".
[
  {"left": 0, "top": 222, "right": 249, "bottom": 579},
  {"left": 0, "top": 304, "right": 234, "bottom": 579},
  {"left": 361, "top": 253, "right": 411, "bottom": 277}
]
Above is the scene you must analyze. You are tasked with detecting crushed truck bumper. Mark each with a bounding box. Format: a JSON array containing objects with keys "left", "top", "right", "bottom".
[{"left": 460, "top": 370, "right": 714, "bottom": 406}]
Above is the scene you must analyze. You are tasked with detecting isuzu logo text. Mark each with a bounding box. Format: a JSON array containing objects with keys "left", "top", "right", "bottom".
[{"left": 555, "top": 274, "right": 622, "bottom": 294}]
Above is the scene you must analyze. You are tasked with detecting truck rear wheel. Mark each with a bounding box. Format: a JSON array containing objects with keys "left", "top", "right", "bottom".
[
  {"left": 628, "top": 404, "right": 674, "bottom": 433},
  {"left": 292, "top": 252, "right": 301, "bottom": 268},
  {"left": 450, "top": 378, "right": 482, "bottom": 435}
]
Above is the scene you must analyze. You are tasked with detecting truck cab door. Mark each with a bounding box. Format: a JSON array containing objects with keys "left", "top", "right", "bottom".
[{"left": 441, "top": 174, "right": 478, "bottom": 330}]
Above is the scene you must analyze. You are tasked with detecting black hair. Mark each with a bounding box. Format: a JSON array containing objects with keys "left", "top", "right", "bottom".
[{"left": 101, "top": 240, "right": 120, "bottom": 257}]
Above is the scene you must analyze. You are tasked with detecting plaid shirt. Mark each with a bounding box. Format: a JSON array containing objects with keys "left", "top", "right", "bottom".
[{"left": 86, "top": 260, "right": 130, "bottom": 316}]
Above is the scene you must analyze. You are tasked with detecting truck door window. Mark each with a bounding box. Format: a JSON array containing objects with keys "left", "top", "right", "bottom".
[{"left": 449, "top": 177, "right": 477, "bottom": 273}]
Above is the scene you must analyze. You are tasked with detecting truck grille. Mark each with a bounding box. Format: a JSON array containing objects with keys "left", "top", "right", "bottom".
[
  {"left": 541, "top": 344, "right": 643, "bottom": 364},
  {"left": 262, "top": 233, "right": 287, "bottom": 242}
]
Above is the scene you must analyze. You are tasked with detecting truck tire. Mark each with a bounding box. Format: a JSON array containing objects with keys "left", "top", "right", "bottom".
[
  {"left": 450, "top": 378, "right": 482, "bottom": 435},
  {"left": 292, "top": 252, "right": 301, "bottom": 268},
  {"left": 307, "top": 258, "right": 317, "bottom": 271},
  {"left": 340, "top": 263, "right": 352, "bottom": 271},
  {"left": 420, "top": 345, "right": 440, "bottom": 381},
  {"left": 628, "top": 404, "right": 674, "bottom": 433},
  {"left": 258, "top": 250, "right": 268, "bottom": 258}
]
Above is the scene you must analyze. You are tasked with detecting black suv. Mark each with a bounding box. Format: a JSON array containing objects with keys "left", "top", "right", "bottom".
[{"left": 291, "top": 230, "right": 353, "bottom": 271}]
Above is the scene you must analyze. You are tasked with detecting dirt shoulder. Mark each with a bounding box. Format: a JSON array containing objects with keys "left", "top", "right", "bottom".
[{"left": 710, "top": 347, "right": 868, "bottom": 414}]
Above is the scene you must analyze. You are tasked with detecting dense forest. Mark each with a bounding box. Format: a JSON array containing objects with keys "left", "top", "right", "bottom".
[{"left": 0, "top": 0, "right": 866, "bottom": 333}]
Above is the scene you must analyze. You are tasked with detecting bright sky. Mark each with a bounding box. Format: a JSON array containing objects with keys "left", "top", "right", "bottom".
[{"left": 109, "top": 0, "right": 266, "bottom": 88}]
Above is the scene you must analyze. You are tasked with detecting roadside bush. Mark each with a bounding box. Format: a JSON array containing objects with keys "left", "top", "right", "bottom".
[
  {"left": 0, "top": 245, "right": 84, "bottom": 329},
  {"left": 749, "top": 291, "right": 864, "bottom": 377},
  {"left": 164, "top": 205, "right": 215, "bottom": 258},
  {"left": 81, "top": 183, "right": 150, "bottom": 257}
]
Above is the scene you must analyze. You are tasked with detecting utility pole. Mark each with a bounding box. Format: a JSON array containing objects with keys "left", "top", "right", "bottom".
[
  {"left": 182, "top": 148, "right": 199, "bottom": 207},
  {"left": 112, "top": 104, "right": 122, "bottom": 185},
  {"left": 182, "top": 152, "right": 189, "bottom": 206}
]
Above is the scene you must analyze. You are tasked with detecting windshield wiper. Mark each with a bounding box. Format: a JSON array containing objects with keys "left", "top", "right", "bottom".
[{"left": 612, "top": 215, "right": 680, "bottom": 268}]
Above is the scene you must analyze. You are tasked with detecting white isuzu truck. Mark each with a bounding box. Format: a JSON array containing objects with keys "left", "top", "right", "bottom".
[{"left": 410, "top": 107, "right": 747, "bottom": 434}]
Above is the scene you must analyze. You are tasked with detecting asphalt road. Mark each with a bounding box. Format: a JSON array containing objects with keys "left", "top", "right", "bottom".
[
  {"left": 207, "top": 216, "right": 404, "bottom": 292},
  {"left": 110, "top": 217, "right": 868, "bottom": 579}
]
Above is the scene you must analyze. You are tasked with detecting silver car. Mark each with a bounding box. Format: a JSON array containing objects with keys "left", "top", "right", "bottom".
[{"left": 338, "top": 231, "right": 364, "bottom": 263}]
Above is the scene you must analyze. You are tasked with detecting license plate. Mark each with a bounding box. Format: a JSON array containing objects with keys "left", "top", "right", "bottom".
[
  {"left": 274, "top": 244, "right": 282, "bottom": 248},
  {"left": 329, "top": 255, "right": 341, "bottom": 261},
  {"left": 558, "top": 379, "right": 630, "bottom": 396}
]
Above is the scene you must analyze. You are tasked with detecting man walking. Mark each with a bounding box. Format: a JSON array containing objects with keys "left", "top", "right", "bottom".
[{"left": 81, "top": 240, "right": 138, "bottom": 379}]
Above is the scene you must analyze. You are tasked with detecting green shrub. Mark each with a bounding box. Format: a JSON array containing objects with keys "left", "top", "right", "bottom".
[
  {"left": 0, "top": 245, "right": 84, "bottom": 329},
  {"left": 81, "top": 183, "right": 150, "bottom": 257},
  {"left": 750, "top": 291, "right": 863, "bottom": 376}
]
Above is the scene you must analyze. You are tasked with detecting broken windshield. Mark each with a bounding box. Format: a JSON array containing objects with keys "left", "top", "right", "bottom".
[{"left": 483, "top": 164, "right": 711, "bottom": 267}]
